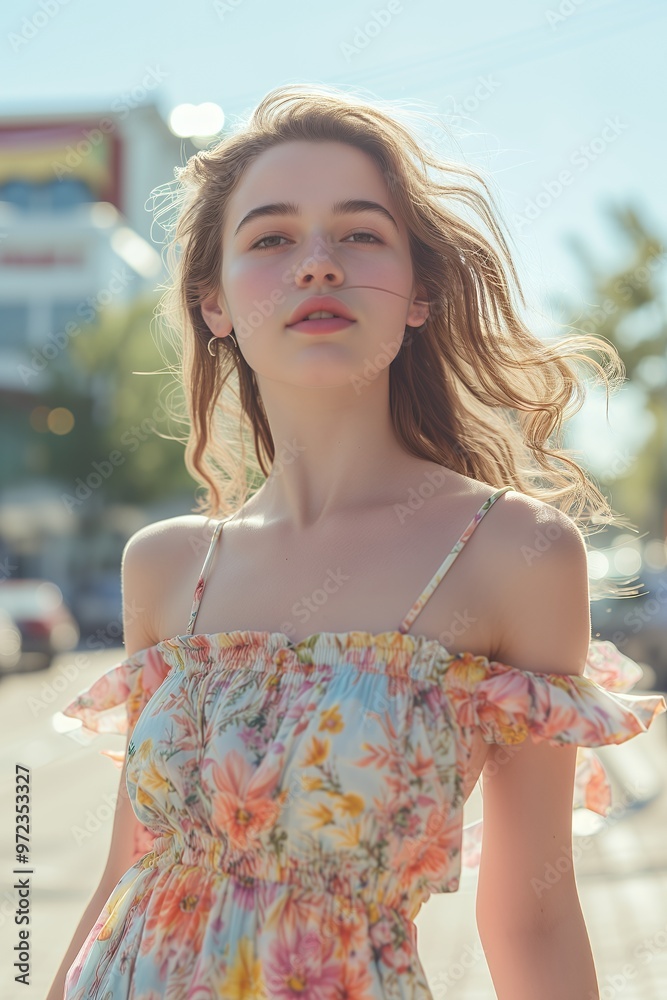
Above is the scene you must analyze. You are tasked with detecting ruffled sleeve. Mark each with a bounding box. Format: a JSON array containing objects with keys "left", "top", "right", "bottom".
[
  {"left": 451, "top": 640, "right": 667, "bottom": 870},
  {"left": 60, "top": 644, "right": 173, "bottom": 862},
  {"left": 61, "top": 644, "right": 172, "bottom": 767}
]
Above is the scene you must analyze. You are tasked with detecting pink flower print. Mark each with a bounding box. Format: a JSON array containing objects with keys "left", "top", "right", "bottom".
[
  {"left": 368, "top": 911, "right": 415, "bottom": 976},
  {"left": 265, "top": 925, "right": 342, "bottom": 1000},
  {"left": 140, "top": 866, "right": 217, "bottom": 957},
  {"left": 192, "top": 574, "right": 205, "bottom": 606},
  {"left": 408, "top": 745, "right": 435, "bottom": 779},
  {"left": 331, "top": 958, "right": 376, "bottom": 998},
  {"left": 204, "top": 749, "right": 288, "bottom": 850},
  {"left": 393, "top": 801, "right": 460, "bottom": 883}
]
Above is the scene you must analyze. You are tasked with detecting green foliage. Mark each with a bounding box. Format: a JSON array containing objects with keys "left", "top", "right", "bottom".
[
  {"left": 551, "top": 203, "right": 667, "bottom": 538},
  {"left": 41, "top": 294, "right": 195, "bottom": 507}
]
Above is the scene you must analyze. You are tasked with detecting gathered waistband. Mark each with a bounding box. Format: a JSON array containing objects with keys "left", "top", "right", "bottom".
[{"left": 147, "top": 829, "right": 424, "bottom": 926}]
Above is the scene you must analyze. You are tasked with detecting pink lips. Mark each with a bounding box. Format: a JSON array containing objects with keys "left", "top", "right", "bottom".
[{"left": 287, "top": 316, "right": 355, "bottom": 335}]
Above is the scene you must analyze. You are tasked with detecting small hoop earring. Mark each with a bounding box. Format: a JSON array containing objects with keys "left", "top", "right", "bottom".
[{"left": 207, "top": 331, "right": 237, "bottom": 356}]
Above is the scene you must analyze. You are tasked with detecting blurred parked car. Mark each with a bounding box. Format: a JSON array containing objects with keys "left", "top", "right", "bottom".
[
  {"left": 0, "top": 579, "right": 79, "bottom": 671},
  {"left": 0, "top": 608, "right": 22, "bottom": 674},
  {"left": 72, "top": 572, "right": 123, "bottom": 635}
]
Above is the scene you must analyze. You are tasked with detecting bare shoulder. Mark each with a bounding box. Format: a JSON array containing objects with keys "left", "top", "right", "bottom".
[
  {"left": 488, "top": 488, "right": 587, "bottom": 557},
  {"left": 484, "top": 490, "right": 591, "bottom": 675},
  {"left": 122, "top": 513, "right": 218, "bottom": 565},
  {"left": 121, "top": 514, "right": 218, "bottom": 651}
]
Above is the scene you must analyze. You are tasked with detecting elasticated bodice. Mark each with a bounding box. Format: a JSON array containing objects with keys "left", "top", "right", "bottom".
[{"left": 61, "top": 487, "right": 666, "bottom": 999}]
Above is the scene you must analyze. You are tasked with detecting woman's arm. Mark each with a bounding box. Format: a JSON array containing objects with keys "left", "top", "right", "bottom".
[
  {"left": 45, "top": 748, "right": 141, "bottom": 1000},
  {"left": 45, "top": 529, "right": 163, "bottom": 1000},
  {"left": 476, "top": 499, "right": 599, "bottom": 999}
]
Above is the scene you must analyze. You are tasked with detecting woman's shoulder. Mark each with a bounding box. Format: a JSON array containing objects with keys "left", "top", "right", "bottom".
[
  {"left": 478, "top": 486, "right": 585, "bottom": 562},
  {"left": 121, "top": 514, "right": 221, "bottom": 649},
  {"left": 435, "top": 472, "right": 579, "bottom": 547},
  {"left": 123, "top": 514, "right": 220, "bottom": 569},
  {"left": 441, "top": 479, "right": 589, "bottom": 673},
  {"left": 476, "top": 490, "right": 591, "bottom": 677}
]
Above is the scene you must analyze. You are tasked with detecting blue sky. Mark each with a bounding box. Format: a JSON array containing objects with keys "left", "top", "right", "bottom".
[{"left": 2, "top": 0, "right": 666, "bottom": 476}]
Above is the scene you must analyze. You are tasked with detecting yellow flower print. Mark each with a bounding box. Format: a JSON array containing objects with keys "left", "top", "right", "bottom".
[
  {"left": 549, "top": 674, "right": 575, "bottom": 692},
  {"left": 275, "top": 648, "right": 296, "bottom": 670},
  {"left": 498, "top": 721, "right": 528, "bottom": 744},
  {"left": 451, "top": 654, "right": 489, "bottom": 686},
  {"left": 318, "top": 705, "right": 344, "bottom": 734},
  {"left": 302, "top": 735, "right": 330, "bottom": 767},
  {"left": 220, "top": 936, "right": 264, "bottom": 999},
  {"left": 335, "top": 793, "right": 365, "bottom": 818},
  {"left": 96, "top": 879, "right": 138, "bottom": 940},
  {"left": 331, "top": 822, "right": 363, "bottom": 848},
  {"left": 302, "top": 802, "right": 335, "bottom": 829},
  {"left": 345, "top": 632, "right": 374, "bottom": 649},
  {"left": 135, "top": 785, "right": 156, "bottom": 810},
  {"left": 140, "top": 760, "right": 172, "bottom": 799},
  {"left": 96, "top": 913, "right": 117, "bottom": 942},
  {"left": 133, "top": 737, "right": 153, "bottom": 762},
  {"left": 301, "top": 775, "right": 323, "bottom": 791}
]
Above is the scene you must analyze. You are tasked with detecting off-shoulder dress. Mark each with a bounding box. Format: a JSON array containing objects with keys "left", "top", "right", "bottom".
[{"left": 61, "top": 485, "right": 667, "bottom": 999}]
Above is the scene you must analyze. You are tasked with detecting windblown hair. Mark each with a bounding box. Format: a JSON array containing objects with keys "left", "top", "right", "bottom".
[{"left": 149, "top": 82, "right": 638, "bottom": 600}]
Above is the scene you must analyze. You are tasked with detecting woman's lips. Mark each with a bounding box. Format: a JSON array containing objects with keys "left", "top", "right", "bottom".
[{"left": 286, "top": 317, "right": 355, "bottom": 334}]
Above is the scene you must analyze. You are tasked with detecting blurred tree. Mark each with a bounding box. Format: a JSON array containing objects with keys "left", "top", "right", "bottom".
[
  {"left": 551, "top": 203, "right": 667, "bottom": 540},
  {"left": 40, "top": 294, "right": 195, "bottom": 510}
]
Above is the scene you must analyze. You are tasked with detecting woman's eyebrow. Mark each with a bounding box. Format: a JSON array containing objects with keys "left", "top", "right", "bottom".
[{"left": 233, "top": 198, "right": 399, "bottom": 237}]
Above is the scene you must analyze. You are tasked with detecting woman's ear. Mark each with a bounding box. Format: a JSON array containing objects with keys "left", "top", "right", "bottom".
[
  {"left": 406, "top": 287, "right": 430, "bottom": 329},
  {"left": 200, "top": 291, "right": 233, "bottom": 337}
]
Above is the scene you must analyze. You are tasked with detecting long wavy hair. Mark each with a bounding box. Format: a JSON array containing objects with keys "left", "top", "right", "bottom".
[{"left": 149, "top": 82, "right": 639, "bottom": 600}]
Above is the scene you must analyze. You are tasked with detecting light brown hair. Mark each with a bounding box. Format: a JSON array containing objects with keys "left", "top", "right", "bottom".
[{"left": 150, "top": 82, "right": 638, "bottom": 599}]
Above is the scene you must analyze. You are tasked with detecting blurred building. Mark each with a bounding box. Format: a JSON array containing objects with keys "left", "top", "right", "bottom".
[
  {"left": 0, "top": 102, "right": 189, "bottom": 485},
  {"left": 0, "top": 103, "right": 194, "bottom": 617}
]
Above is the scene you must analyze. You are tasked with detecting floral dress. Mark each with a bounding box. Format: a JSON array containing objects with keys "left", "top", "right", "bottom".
[{"left": 61, "top": 486, "right": 667, "bottom": 999}]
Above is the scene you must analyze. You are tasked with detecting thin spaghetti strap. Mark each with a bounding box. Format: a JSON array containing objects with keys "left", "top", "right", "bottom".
[
  {"left": 398, "top": 485, "right": 514, "bottom": 635},
  {"left": 184, "top": 520, "right": 226, "bottom": 635}
]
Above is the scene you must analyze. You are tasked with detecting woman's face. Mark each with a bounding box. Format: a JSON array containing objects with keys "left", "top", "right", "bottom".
[{"left": 205, "top": 139, "right": 428, "bottom": 386}]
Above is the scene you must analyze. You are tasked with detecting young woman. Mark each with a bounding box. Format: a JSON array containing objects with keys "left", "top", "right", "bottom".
[{"left": 49, "top": 83, "right": 666, "bottom": 1000}]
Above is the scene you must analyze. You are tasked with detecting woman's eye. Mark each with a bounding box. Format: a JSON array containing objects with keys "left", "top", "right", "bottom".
[
  {"left": 251, "top": 235, "right": 288, "bottom": 250},
  {"left": 345, "top": 231, "right": 382, "bottom": 244},
  {"left": 250, "top": 231, "right": 383, "bottom": 251}
]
